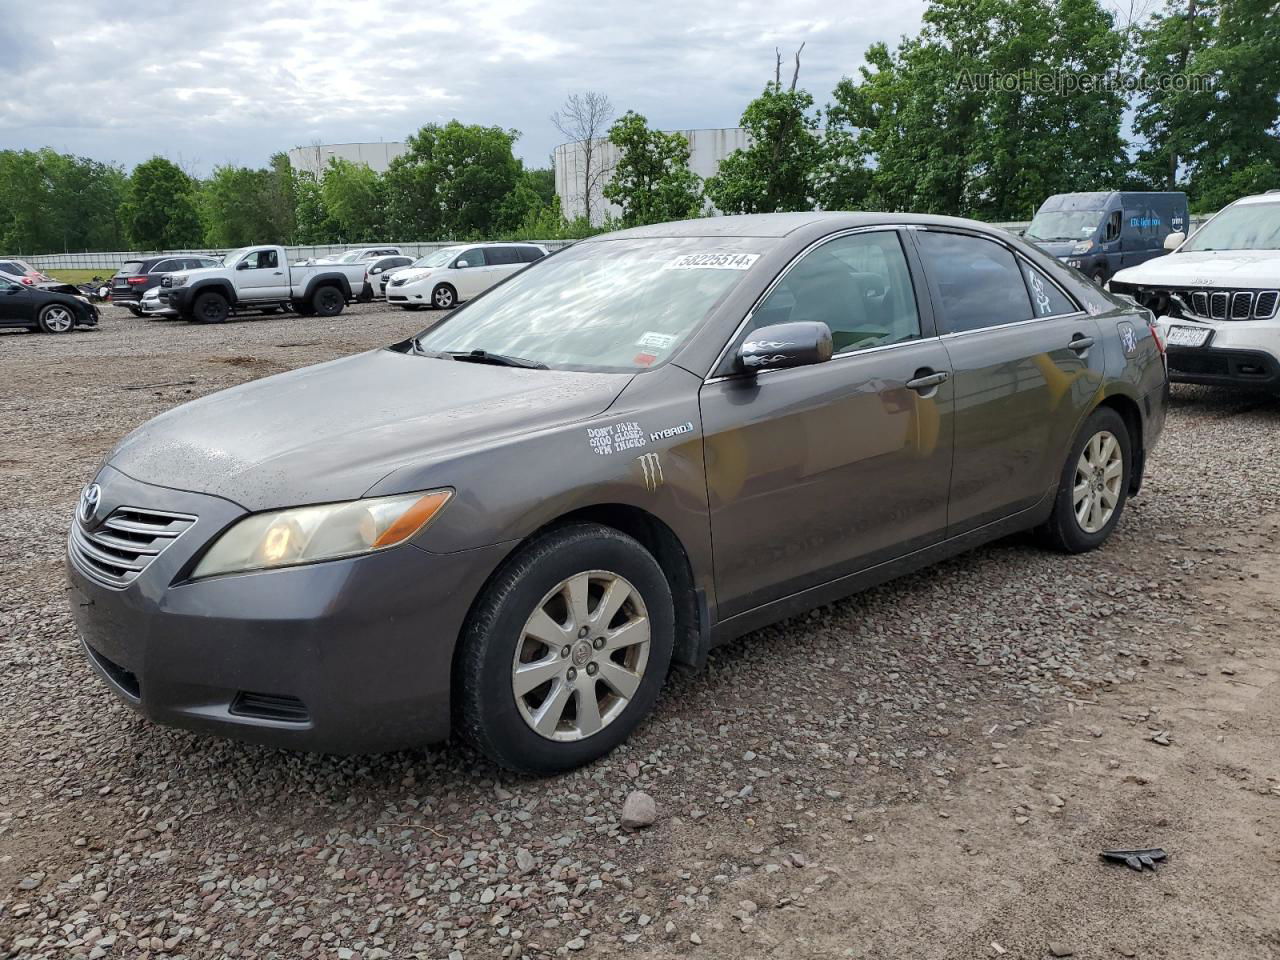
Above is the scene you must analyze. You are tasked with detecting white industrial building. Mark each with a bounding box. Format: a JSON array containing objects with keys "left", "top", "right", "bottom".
[
  {"left": 554, "top": 127, "right": 750, "bottom": 224},
  {"left": 287, "top": 141, "right": 407, "bottom": 177}
]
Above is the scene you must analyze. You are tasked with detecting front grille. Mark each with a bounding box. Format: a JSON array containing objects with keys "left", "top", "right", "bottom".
[
  {"left": 70, "top": 506, "right": 196, "bottom": 588},
  {"left": 1176, "top": 287, "right": 1279, "bottom": 321},
  {"left": 389, "top": 277, "right": 407, "bottom": 287},
  {"left": 230, "top": 692, "right": 310, "bottom": 723}
]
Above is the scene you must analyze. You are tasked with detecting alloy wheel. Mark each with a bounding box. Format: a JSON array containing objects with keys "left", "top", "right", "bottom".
[
  {"left": 511, "top": 570, "right": 650, "bottom": 742},
  {"left": 1073, "top": 429, "right": 1123, "bottom": 533},
  {"left": 433, "top": 286, "right": 454, "bottom": 308},
  {"left": 43, "top": 307, "right": 73, "bottom": 332}
]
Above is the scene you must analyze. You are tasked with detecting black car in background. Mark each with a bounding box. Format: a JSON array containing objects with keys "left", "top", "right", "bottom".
[
  {"left": 0, "top": 274, "right": 98, "bottom": 333},
  {"left": 111, "top": 255, "right": 221, "bottom": 315},
  {"left": 366, "top": 255, "right": 414, "bottom": 297}
]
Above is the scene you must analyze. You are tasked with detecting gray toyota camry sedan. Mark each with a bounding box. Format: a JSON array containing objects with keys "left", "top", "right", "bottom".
[{"left": 67, "top": 213, "right": 1168, "bottom": 773}]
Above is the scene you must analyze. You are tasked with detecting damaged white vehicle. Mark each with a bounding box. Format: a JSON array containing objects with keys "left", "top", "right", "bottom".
[{"left": 1110, "top": 192, "right": 1280, "bottom": 392}]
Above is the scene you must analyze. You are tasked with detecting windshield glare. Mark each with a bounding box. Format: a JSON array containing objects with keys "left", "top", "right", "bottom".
[
  {"left": 413, "top": 248, "right": 463, "bottom": 268},
  {"left": 414, "top": 238, "right": 772, "bottom": 372},
  {"left": 1182, "top": 202, "right": 1280, "bottom": 252},
  {"left": 1026, "top": 210, "right": 1105, "bottom": 241},
  {"left": 222, "top": 247, "right": 254, "bottom": 266}
]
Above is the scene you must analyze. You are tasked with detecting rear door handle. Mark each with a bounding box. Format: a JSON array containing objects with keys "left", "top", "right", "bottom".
[
  {"left": 1069, "top": 336, "right": 1095, "bottom": 352},
  {"left": 906, "top": 369, "right": 950, "bottom": 392}
]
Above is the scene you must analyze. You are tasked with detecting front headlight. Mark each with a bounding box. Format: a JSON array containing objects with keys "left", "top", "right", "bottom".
[
  {"left": 1071, "top": 241, "right": 1093, "bottom": 254},
  {"left": 76, "top": 295, "right": 90, "bottom": 304},
  {"left": 192, "top": 489, "right": 452, "bottom": 579},
  {"left": 172, "top": 274, "right": 189, "bottom": 287}
]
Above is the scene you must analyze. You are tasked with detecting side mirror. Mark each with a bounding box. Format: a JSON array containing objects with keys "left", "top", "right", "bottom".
[
  {"left": 1163, "top": 231, "right": 1185, "bottom": 251},
  {"left": 736, "top": 321, "right": 833, "bottom": 374},
  {"left": 455, "top": 259, "right": 469, "bottom": 268},
  {"left": 370, "top": 267, "right": 382, "bottom": 274},
  {"left": 236, "top": 260, "right": 250, "bottom": 270}
]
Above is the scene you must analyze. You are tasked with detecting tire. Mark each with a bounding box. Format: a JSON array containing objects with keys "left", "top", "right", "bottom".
[
  {"left": 126, "top": 306, "right": 144, "bottom": 318},
  {"left": 431, "top": 284, "right": 456, "bottom": 310},
  {"left": 191, "top": 291, "right": 230, "bottom": 324},
  {"left": 37, "top": 304, "right": 75, "bottom": 334},
  {"left": 456, "top": 523, "right": 674, "bottom": 774},
  {"left": 1041, "top": 406, "right": 1131, "bottom": 553},
  {"left": 312, "top": 285, "right": 345, "bottom": 317}
]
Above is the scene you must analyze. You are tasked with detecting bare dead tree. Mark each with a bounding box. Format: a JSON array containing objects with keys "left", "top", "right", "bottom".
[
  {"left": 791, "top": 41, "right": 805, "bottom": 92},
  {"left": 551, "top": 92, "right": 615, "bottom": 225}
]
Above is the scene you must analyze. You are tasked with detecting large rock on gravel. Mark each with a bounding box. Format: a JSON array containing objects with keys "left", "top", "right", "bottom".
[{"left": 621, "top": 791, "right": 658, "bottom": 830}]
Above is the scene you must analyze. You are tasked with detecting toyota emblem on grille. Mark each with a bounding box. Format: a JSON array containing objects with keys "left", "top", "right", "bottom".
[{"left": 78, "top": 483, "right": 102, "bottom": 526}]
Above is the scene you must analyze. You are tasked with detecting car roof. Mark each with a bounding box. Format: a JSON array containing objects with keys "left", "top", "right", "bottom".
[
  {"left": 590, "top": 211, "right": 1020, "bottom": 241},
  {"left": 1236, "top": 193, "right": 1280, "bottom": 206}
]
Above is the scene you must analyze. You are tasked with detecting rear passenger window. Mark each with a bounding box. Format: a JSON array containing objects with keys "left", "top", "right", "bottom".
[
  {"left": 520, "top": 246, "right": 545, "bottom": 263},
  {"left": 749, "top": 231, "right": 921, "bottom": 355},
  {"left": 915, "top": 231, "right": 1031, "bottom": 333},
  {"left": 1021, "top": 262, "right": 1077, "bottom": 317},
  {"left": 486, "top": 247, "right": 521, "bottom": 266}
]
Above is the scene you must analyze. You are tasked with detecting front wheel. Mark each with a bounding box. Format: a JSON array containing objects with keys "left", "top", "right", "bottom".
[
  {"left": 38, "top": 304, "right": 75, "bottom": 333},
  {"left": 431, "top": 284, "right": 456, "bottom": 310},
  {"left": 456, "top": 523, "right": 674, "bottom": 774},
  {"left": 1041, "top": 406, "right": 1131, "bottom": 553},
  {"left": 312, "top": 285, "right": 345, "bottom": 317},
  {"left": 191, "top": 291, "right": 230, "bottom": 324}
]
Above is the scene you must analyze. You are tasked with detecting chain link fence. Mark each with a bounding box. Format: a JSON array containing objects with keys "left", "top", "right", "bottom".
[
  {"left": 9, "top": 242, "right": 576, "bottom": 273},
  {"left": 8, "top": 217, "right": 1211, "bottom": 272}
]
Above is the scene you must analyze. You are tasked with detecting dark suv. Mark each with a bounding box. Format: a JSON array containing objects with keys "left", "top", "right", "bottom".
[{"left": 111, "top": 256, "right": 221, "bottom": 315}]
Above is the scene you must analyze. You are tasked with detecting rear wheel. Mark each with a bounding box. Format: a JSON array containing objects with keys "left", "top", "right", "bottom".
[
  {"left": 1041, "top": 406, "right": 1131, "bottom": 552},
  {"left": 38, "top": 304, "right": 75, "bottom": 333},
  {"left": 191, "top": 291, "right": 230, "bottom": 324},
  {"left": 126, "top": 305, "right": 144, "bottom": 318},
  {"left": 432, "top": 284, "right": 456, "bottom": 310},
  {"left": 312, "top": 285, "right": 345, "bottom": 317},
  {"left": 457, "top": 523, "right": 674, "bottom": 774}
]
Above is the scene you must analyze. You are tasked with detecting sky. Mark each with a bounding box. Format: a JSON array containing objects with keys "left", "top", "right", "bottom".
[{"left": 0, "top": 0, "right": 927, "bottom": 175}]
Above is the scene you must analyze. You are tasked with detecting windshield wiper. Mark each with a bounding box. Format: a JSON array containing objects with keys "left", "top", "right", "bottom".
[{"left": 447, "top": 350, "right": 548, "bottom": 369}]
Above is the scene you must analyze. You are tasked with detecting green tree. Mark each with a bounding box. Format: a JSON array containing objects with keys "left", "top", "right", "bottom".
[
  {"left": 123, "top": 156, "right": 202, "bottom": 249},
  {"left": 384, "top": 121, "right": 524, "bottom": 238},
  {"left": 320, "top": 157, "right": 384, "bottom": 241},
  {"left": 825, "top": 0, "right": 1129, "bottom": 219},
  {"left": 0, "top": 149, "right": 128, "bottom": 253},
  {"left": 1133, "top": 0, "right": 1280, "bottom": 209},
  {"left": 523, "top": 167, "right": 556, "bottom": 207},
  {"left": 201, "top": 155, "right": 298, "bottom": 246},
  {"left": 602, "top": 111, "right": 703, "bottom": 226},
  {"left": 706, "top": 52, "right": 822, "bottom": 214},
  {"left": 293, "top": 171, "right": 340, "bottom": 244}
]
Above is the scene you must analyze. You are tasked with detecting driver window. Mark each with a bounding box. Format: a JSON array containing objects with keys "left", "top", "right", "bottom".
[
  {"left": 748, "top": 231, "right": 921, "bottom": 355},
  {"left": 454, "top": 249, "right": 486, "bottom": 268},
  {"left": 244, "top": 250, "right": 278, "bottom": 270},
  {"left": 1102, "top": 211, "right": 1122, "bottom": 243}
]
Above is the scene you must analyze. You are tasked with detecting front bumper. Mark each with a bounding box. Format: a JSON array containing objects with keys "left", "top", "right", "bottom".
[
  {"left": 1155, "top": 316, "right": 1280, "bottom": 390},
  {"left": 66, "top": 465, "right": 509, "bottom": 754}
]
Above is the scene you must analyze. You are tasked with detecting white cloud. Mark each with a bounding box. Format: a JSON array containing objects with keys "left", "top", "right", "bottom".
[{"left": 0, "top": 0, "right": 926, "bottom": 173}]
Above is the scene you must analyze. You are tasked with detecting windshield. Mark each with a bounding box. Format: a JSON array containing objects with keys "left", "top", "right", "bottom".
[
  {"left": 0, "top": 261, "right": 25, "bottom": 276},
  {"left": 1182, "top": 202, "right": 1280, "bottom": 252},
  {"left": 1026, "top": 210, "right": 1105, "bottom": 241},
  {"left": 412, "top": 247, "right": 464, "bottom": 268},
  {"left": 414, "top": 237, "right": 771, "bottom": 372},
  {"left": 222, "top": 247, "right": 254, "bottom": 267}
]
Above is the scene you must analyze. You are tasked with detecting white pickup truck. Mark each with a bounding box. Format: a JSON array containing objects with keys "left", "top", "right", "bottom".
[{"left": 160, "top": 245, "right": 373, "bottom": 323}]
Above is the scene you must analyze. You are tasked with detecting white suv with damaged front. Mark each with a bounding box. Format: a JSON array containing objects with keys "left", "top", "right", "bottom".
[{"left": 1110, "top": 192, "right": 1280, "bottom": 392}]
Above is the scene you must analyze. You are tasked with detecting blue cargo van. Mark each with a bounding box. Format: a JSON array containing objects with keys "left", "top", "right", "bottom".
[{"left": 1025, "top": 191, "right": 1189, "bottom": 283}]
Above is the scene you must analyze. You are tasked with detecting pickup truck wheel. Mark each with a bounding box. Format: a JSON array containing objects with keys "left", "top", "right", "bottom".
[
  {"left": 312, "top": 286, "right": 345, "bottom": 317},
  {"left": 432, "top": 284, "right": 456, "bottom": 310},
  {"left": 192, "top": 291, "right": 230, "bottom": 324}
]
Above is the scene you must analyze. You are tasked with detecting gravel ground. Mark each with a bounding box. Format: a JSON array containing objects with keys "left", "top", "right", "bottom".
[{"left": 2, "top": 305, "right": 1280, "bottom": 959}]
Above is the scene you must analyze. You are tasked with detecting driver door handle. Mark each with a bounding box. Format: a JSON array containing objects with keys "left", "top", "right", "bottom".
[
  {"left": 906, "top": 370, "right": 949, "bottom": 392},
  {"left": 1069, "top": 335, "right": 1095, "bottom": 352}
]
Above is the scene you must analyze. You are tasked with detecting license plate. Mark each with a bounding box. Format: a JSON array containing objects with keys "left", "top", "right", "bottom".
[{"left": 1166, "top": 325, "right": 1212, "bottom": 348}]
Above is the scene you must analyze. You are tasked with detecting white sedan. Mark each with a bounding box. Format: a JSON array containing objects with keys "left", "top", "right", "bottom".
[{"left": 385, "top": 243, "right": 548, "bottom": 310}]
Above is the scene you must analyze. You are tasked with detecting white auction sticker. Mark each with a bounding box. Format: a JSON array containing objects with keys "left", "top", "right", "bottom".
[
  {"left": 637, "top": 331, "right": 679, "bottom": 350},
  {"left": 666, "top": 252, "right": 761, "bottom": 271}
]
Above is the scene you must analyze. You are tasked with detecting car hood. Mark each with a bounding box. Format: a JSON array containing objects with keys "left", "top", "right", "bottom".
[
  {"left": 106, "top": 349, "right": 631, "bottom": 511},
  {"left": 176, "top": 266, "right": 227, "bottom": 283},
  {"left": 1113, "top": 249, "right": 1280, "bottom": 288}
]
